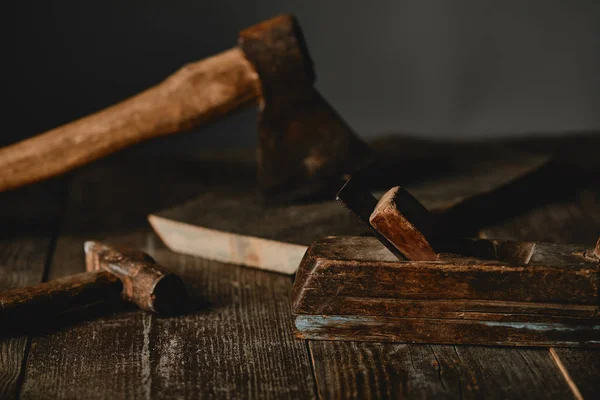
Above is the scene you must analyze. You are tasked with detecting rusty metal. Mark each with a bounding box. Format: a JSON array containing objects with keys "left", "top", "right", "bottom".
[
  {"left": 240, "top": 15, "right": 373, "bottom": 202},
  {"left": 85, "top": 241, "right": 186, "bottom": 314}
]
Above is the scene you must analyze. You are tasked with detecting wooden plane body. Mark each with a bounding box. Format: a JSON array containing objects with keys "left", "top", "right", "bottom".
[{"left": 291, "top": 236, "right": 600, "bottom": 347}]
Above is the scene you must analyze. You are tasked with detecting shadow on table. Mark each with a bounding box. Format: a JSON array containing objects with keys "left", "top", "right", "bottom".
[
  {"left": 0, "top": 282, "right": 212, "bottom": 339},
  {"left": 0, "top": 131, "right": 598, "bottom": 239}
]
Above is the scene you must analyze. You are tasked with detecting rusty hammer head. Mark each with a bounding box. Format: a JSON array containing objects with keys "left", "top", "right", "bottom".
[
  {"left": 239, "top": 15, "right": 373, "bottom": 202},
  {"left": 84, "top": 242, "right": 186, "bottom": 314}
]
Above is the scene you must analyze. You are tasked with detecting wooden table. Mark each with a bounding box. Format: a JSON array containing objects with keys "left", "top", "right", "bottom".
[{"left": 1, "top": 137, "right": 599, "bottom": 399}]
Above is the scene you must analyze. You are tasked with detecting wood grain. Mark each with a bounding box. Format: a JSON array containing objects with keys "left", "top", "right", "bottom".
[
  {"left": 481, "top": 177, "right": 600, "bottom": 400},
  {"left": 0, "top": 181, "right": 64, "bottom": 399},
  {"left": 369, "top": 186, "right": 436, "bottom": 261},
  {"left": 551, "top": 348, "right": 599, "bottom": 400},
  {"left": 307, "top": 146, "right": 600, "bottom": 399},
  {"left": 0, "top": 271, "right": 122, "bottom": 327},
  {"left": 150, "top": 149, "right": 549, "bottom": 273},
  {"left": 5, "top": 140, "right": 599, "bottom": 398},
  {"left": 148, "top": 190, "right": 368, "bottom": 274},
  {"left": 147, "top": 249, "right": 316, "bottom": 398},
  {"left": 309, "top": 342, "right": 574, "bottom": 399},
  {"left": 296, "top": 315, "right": 598, "bottom": 347},
  {"left": 293, "top": 236, "right": 599, "bottom": 309},
  {"left": 0, "top": 47, "right": 260, "bottom": 192},
  {"left": 18, "top": 154, "right": 316, "bottom": 399}
]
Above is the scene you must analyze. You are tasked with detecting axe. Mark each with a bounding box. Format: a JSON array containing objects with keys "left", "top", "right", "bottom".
[{"left": 0, "top": 15, "right": 371, "bottom": 202}]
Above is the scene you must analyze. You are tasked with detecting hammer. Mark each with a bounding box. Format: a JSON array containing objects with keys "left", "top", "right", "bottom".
[
  {"left": 0, "top": 15, "right": 371, "bottom": 202},
  {"left": 0, "top": 242, "right": 186, "bottom": 326}
]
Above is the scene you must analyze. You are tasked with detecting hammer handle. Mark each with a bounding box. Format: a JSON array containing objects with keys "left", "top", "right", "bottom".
[
  {"left": 0, "top": 48, "right": 260, "bottom": 192},
  {"left": 0, "top": 271, "right": 122, "bottom": 324}
]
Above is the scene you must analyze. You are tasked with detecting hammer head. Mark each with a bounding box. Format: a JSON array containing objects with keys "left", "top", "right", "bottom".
[
  {"left": 239, "top": 15, "right": 373, "bottom": 203},
  {"left": 84, "top": 241, "right": 186, "bottom": 314}
]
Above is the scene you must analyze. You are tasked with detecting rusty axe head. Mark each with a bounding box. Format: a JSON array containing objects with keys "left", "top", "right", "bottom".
[{"left": 239, "top": 15, "right": 373, "bottom": 202}]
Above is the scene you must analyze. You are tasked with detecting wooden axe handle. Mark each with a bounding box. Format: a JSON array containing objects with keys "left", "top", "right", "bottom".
[{"left": 0, "top": 48, "right": 260, "bottom": 192}]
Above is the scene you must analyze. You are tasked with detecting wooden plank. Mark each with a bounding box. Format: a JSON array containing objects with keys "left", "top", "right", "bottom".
[
  {"left": 479, "top": 188, "right": 600, "bottom": 248},
  {"left": 18, "top": 154, "right": 316, "bottom": 399},
  {"left": 551, "top": 348, "right": 599, "bottom": 400},
  {"left": 481, "top": 176, "right": 600, "bottom": 400},
  {"left": 149, "top": 149, "right": 549, "bottom": 274},
  {"left": 11, "top": 144, "right": 598, "bottom": 397},
  {"left": 0, "top": 181, "right": 64, "bottom": 399},
  {"left": 18, "top": 160, "right": 156, "bottom": 399},
  {"left": 149, "top": 191, "right": 366, "bottom": 275},
  {"left": 309, "top": 342, "right": 574, "bottom": 399},
  {"left": 308, "top": 161, "right": 600, "bottom": 398},
  {"left": 148, "top": 248, "right": 315, "bottom": 398},
  {"left": 22, "top": 246, "right": 316, "bottom": 399}
]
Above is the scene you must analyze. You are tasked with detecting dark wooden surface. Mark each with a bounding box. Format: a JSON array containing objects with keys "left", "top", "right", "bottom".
[
  {"left": 149, "top": 149, "right": 548, "bottom": 273},
  {"left": 0, "top": 136, "right": 599, "bottom": 399},
  {"left": 0, "top": 181, "right": 65, "bottom": 399},
  {"left": 152, "top": 149, "right": 548, "bottom": 245}
]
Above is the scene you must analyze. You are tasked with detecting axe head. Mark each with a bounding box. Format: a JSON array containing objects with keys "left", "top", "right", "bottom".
[{"left": 239, "top": 15, "right": 373, "bottom": 203}]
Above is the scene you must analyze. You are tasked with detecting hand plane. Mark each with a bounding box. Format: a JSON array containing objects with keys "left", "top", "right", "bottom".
[{"left": 291, "top": 180, "right": 600, "bottom": 347}]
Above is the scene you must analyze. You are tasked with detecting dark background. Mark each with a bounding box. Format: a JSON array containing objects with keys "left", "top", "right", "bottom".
[{"left": 5, "top": 1, "right": 600, "bottom": 152}]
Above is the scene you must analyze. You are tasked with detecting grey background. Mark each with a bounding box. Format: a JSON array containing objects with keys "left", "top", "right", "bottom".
[{"left": 5, "top": 0, "right": 600, "bottom": 150}]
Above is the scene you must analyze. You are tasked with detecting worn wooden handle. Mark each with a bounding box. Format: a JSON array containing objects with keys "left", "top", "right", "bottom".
[
  {"left": 0, "top": 48, "right": 260, "bottom": 192},
  {"left": 0, "top": 271, "right": 122, "bottom": 325}
]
